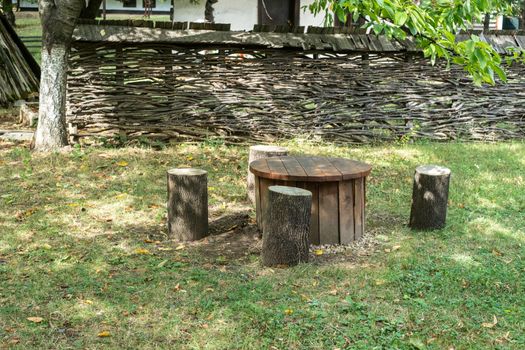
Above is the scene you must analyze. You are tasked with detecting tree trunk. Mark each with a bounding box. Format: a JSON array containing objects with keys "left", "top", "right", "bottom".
[
  {"left": 79, "top": 0, "right": 103, "bottom": 19},
  {"left": 204, "top": 0, "right": 218, "bottom": 23},
  {"left": 34, "top": 45, "right": 69, "bottom": 149},
  {"left": 247, "top": 145, "right": 288, "bottom": 204},
  {"left": 520, "top": 7, "right": 525, "bottom": 31},
  {"left": 409, "top": 165, "right": 451, "bottom": 230},
  {"left": 262, "top": 186, "right": 311, "bottom": 267},
  {"left": 2, "top": 0, "right": 15, "bottom": 27},
  {"left": 34, "top": 0, "right": 84, "bottom": 150},
  {"left": 483, "top": 13, "right": 490, "bottom": 32},
  {"left": 167, "top": 168, "right": 209, "bottom": 241}
]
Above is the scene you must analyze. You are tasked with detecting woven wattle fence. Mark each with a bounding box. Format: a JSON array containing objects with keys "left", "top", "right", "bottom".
[{"left": 66, "top": 25, "right": 525, "bottom": 143}]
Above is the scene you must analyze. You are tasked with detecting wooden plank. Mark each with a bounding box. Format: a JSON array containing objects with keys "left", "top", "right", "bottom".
[
  {"left": 295, "top": 157, "right": 342, "bottom": 182},
  {"left": 266, "top": 157, "right": 289, "bottom": 177},
  {"left": 357, "top": 34, "right": 372, "bottom": 51},
  {"left": 281, "top": 157, "right": 308, "bottom": 178},
  {"left": 249, "top": 158, "right": 271, "bottom": 179},
  {"left": 339, "top": 180, "right": 355, "bottom": 244},
  {"left": 299, "top": 181, "right": 320, "bottom": 245},
  {"left": 353, "top": 177, "right": 365, "bottom": 240},
  {"left": 349, "top": 34, "right": 366, "bottom": 50},
  {"left": 378, "top": 35, "right": 398, "bottom": 51},
  {"left": 310, "top": 157, "right": 342, "bottom": 180},
  {"left": 329, "top": 158, "right": 372, "bottom": 180},
  {"left": 319, "top": 182, "right": 339, "bottom": 244},
  {"left": 367, "top": 35, "right": 383, "bottom": 51}
]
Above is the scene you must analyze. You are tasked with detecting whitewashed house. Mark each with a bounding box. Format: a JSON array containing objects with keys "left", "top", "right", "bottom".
[
  {"left": 17, "top": 0, "right": 326, "bottom": 31},
  {"left": 16, "top": 0, "right": 506, "bottom": 31}
]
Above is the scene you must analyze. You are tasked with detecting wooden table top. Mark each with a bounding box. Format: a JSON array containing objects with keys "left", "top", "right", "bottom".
[{"left": 249, "top": 156, "right": 372, "bottom": 182}]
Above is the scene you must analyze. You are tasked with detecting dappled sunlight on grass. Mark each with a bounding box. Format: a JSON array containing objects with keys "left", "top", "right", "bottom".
[
  {"left": 467, "top": 217, "right": 525, "bottom": 241},
  {"left": 1, "top": 140, "right": 525, "bottom": 348},
  {"left": 450, "top": 253, "right": 481, "bottom": 267}
]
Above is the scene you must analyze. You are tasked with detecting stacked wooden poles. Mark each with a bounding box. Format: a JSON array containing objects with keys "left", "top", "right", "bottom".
[
  {"left": 262, "top": 186, "right": 312, "bottom": 267},
  {"left": 167, "top": 168, "right": 209, "bottom": 241},
  {"left": 409, "top": 165, "right": 451, "bottom": 230},
  {"left": 247, "top": 145, "right": 288, "bottom": 204}
]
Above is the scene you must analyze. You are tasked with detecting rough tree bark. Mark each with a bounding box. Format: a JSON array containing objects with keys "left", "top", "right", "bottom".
[
  {"left": 409, "top": 165, "right": 451, "bottom": 230},
  {"left": 1, "top": 0, "right": 15, "bottom": 27},
  {"left": 33, "top": 0, "right": 90, "bottom": 150},
  {"left": 262, "top": 186, "right": 312, "bottom": 267},
  {"left": 167, "top": 168, "right": 209, "bottom": 241},
  {"left": 204, "top": 0, "right": 218, "bottom": 22}
]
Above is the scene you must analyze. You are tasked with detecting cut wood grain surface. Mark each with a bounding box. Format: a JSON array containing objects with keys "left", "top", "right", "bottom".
[{"left": 250, "top": 156, "right": 372, "bottom": 182}]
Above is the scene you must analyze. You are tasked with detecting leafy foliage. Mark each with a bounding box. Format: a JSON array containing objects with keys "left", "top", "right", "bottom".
[{"left": 308, "top": 0, "right": 525, "bottom": 85}]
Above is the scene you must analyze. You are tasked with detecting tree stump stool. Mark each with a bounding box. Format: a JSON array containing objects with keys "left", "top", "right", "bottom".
[
  {"left": 167, "top": 168, "right": 209, "bottom": 241},
  {"left": 247, "top": 145, "right": 288, "bottom": 204},
  {"left": 409, "top": 165, "right": 451, "bottom": 230},
  {"left": 262, "top": 186, "right": 312, "bottom": 267}
]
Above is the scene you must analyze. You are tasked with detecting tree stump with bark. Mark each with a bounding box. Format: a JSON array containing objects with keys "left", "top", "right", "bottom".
[
  {"left": 409, "top": 165, "right": 451, "bottom": 230},
  {"left": 167, "top": 168, "right": 209, "bottom": 241},
  {"left": 247, "top": 145, "right": 288, "bottom": 204},
  {"left": 262, "top": 186, "right": 312, "bottom": 267}
]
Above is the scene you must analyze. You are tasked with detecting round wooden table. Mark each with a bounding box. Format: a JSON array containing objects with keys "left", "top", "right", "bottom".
[{"left": 249, "top": 156, "right": 372, "bottom": 245}]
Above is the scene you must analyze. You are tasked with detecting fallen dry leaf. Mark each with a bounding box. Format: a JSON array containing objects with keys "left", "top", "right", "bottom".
[
  {"left": 175, "top": 244, "right": 185, "bottom": 251},
  {"left": 8, "top": 338, "right": 20, "bottom": 345},
  {"left": 116, "top": 161, "right": 128, "bottom": 167},
  {"left": 27, "top": 317, "right": 44, "bottom": 323},
  {"left": 158, "top": 247, "right": 173, "bottom": 251},
  {"left": 482, "top": 315, "right": 498, "bottom": 328},
  {"left": 157, "top": 259, "right": 168, "bottom": 268},
  {"left": 97, "top": 330, "right": 111, "bottom": 337},
  {"left": 134, "top": 248, "right": 151, "bottom": 255},
  {"left": 15, "top": 208, "right": 36, "bottom": 221}
]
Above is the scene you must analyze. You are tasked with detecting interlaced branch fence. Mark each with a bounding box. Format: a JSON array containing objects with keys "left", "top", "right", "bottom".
[{"left": 66, "top": 24, "right": 525, "bottom": 143}]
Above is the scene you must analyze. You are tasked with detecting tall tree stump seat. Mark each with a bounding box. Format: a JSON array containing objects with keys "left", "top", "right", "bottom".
[
  {"left": 409, "top": 165, "right": 451, "bottom": 230},
  {"left": 250, "top": 156, "right": 372, "bottom": 245},
  {"left": 247, "top": 145, "right": 289, "bottom": 204},
  {"left": 262, "top": 186, "right": 312, "bottom": 267},
  {"left": 167, "top": 168, "right": 209, "bottom": 241}
]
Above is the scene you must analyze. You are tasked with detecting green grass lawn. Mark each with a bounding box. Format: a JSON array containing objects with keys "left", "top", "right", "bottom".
[{"left": 0, "top": 139, "right": 524, "bottom": 349}]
